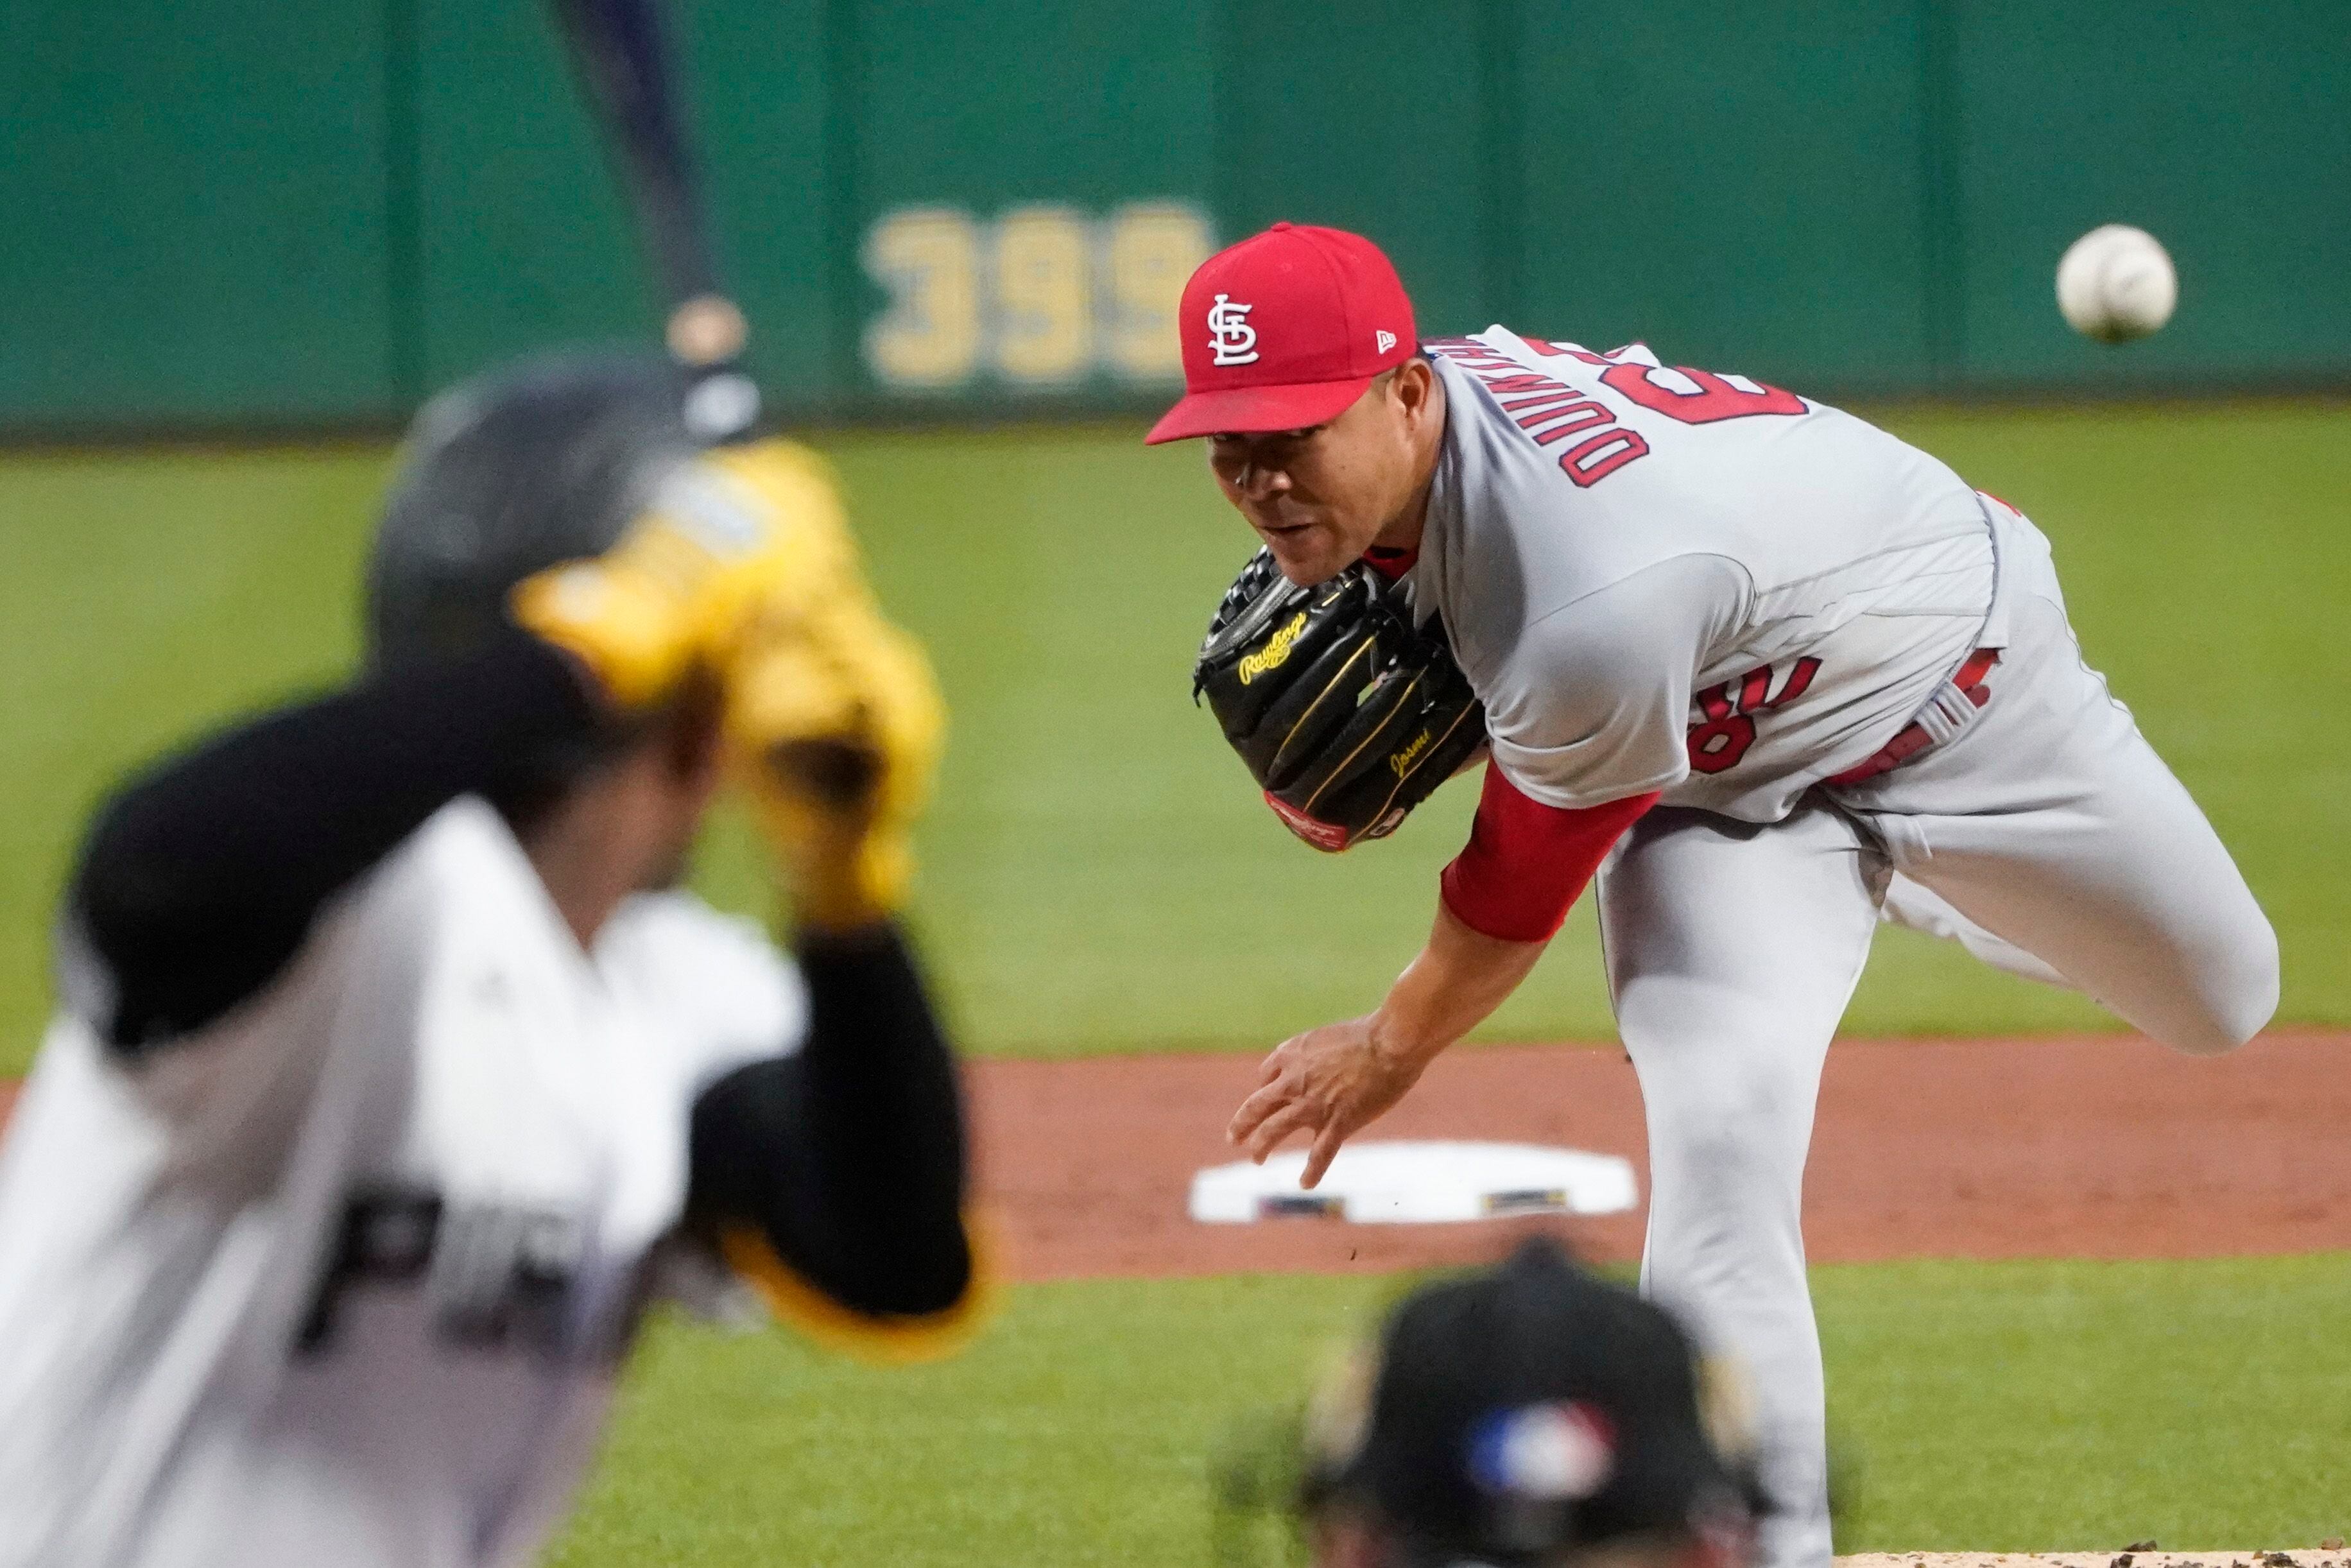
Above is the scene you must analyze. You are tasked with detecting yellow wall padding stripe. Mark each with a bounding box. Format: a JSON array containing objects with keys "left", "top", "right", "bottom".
[{"left": 719, "top": 1212, "right": 997, "bottom": 1366}]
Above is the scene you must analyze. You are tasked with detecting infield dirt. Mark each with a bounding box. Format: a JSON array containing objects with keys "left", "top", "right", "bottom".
[
  {"left": 3, "top": 1031, "right": 2345, "bottom": 1283},
  {"left": 966, "top": 1031, "right": 2351, "bottom": 1281}
]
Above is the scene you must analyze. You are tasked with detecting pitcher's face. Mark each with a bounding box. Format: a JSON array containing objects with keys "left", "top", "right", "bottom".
[{"left": 1205, "top": 364, "right": 1429, "bottom": 585}]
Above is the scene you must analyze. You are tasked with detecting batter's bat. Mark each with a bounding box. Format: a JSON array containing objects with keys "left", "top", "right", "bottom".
[{"left": 546, "top": 0, "right": 761, "bottom": 440}]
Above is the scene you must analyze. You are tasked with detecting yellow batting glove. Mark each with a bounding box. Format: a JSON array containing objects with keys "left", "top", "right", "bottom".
[
  {"left": 508, "top": 439, "right": 847, "bottom": 709},
  {"left": 696, "top": 439, "right": 866, "bottom": 611},
  {"left": 727, "top": 596, "right": 946, "bottom": 931}
]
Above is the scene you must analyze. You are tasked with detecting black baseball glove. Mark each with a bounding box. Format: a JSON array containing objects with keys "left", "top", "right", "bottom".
[{"left": 1193, "top": 549, "right": 1486, "bottom": 851}]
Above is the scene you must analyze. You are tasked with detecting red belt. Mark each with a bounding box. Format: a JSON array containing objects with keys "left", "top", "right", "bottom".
[{"left": 1824, "top": 648, "right": 2001, "bottom": 788}]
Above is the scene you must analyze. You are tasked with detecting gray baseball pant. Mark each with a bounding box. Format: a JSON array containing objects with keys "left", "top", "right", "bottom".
[{"left": 1597, "top": 506, "right": 2277, "bottom": 1568}]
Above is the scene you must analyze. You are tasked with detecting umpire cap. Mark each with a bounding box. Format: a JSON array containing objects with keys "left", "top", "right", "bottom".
[
  {"left": 366, "top": 350, "right": 707, "bottom": 671},
  {"left": 1304, "top": 1238, "right": 1759, "bottom": 1567}
]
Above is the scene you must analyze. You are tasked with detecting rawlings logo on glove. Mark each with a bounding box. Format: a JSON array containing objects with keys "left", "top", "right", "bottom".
[{"left": 1237, "top": 612, "right": 1309, "bottom": 685}]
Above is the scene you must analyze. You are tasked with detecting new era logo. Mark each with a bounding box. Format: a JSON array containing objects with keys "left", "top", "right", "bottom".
[{"left": 1375, "top": 329, "right": 1397, "bottom": 354}]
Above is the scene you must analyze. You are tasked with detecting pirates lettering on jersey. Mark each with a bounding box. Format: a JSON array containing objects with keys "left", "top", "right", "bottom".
[
  {"left": 298, "top": 1182, "right": 607, "bottom": 1361},
  {"left": 1687, "top": 657, "right": 1822, "bottom": 775}
]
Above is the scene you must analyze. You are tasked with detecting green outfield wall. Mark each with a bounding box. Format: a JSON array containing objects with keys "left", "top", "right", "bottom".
[{"left": 3, "top": 0, "right": 2347, "bottom": 431}]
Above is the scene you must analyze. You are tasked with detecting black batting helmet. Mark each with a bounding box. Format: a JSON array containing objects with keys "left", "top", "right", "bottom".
[
  {"left": 366, "top": 349, "right": 710, "bottom": 672},
  {"left": 1210, "top": 1239, "right": 1763, "bottom": 1568}
]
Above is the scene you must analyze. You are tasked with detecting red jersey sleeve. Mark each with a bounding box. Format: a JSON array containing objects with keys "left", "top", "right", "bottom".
[{"left": 1438, "top": 764, "right": 1658, "bottom": 943}]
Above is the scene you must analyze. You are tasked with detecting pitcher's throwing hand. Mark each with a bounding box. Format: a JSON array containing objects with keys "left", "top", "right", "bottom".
[{"left": 1228, "top": 1017, "right": 1429, "bottom": 1187}]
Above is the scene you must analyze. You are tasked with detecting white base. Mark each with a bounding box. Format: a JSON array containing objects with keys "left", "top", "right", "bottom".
[{"left": 1188, "top": 1140, "right": 1639, "bottom": 1225}]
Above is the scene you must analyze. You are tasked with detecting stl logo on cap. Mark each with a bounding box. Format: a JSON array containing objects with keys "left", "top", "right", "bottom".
[
  {"left": 1207, "top": 293, "right": 1259, "bottom": 366},
  {"left": 1144, "top": 223, "right": 1418, "bottom": 445}
]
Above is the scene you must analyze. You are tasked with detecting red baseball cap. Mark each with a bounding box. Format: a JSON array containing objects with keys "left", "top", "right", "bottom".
[{"left": 1144, "top": 223, "right": 1418, "bottom": 444}]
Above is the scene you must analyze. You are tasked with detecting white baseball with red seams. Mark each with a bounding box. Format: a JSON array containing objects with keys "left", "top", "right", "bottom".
[
  {"left": 2056, "top": 224, "right": 2178, "bottom": 343},
  {"left": 1405, "top": 327, "right": 2277, "bottom": 1568}
]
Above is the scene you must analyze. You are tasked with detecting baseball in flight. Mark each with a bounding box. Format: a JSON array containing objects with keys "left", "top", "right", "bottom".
[{"left": 2056, "top": 223, "right": 2178, "bottom": 343}]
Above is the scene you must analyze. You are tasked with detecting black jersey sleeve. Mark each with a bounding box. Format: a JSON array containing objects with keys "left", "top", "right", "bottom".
[
  {"left": 684, "top": 923, "right": 974, "bottom": 1327},
  {"left": 60, "top": 629, "right": 603, "bottom": 1053}
]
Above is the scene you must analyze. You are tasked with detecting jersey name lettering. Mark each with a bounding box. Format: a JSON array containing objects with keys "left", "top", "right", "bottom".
[
  {"left": 298, "top": 1182, "right": 597, "bottom": 1359},
  {"left": 1426, "top": 338, "right": 1653, "bottom": 488},
  {"left": 1431, "top": 334, "right": 1813, "bottom": 495}
]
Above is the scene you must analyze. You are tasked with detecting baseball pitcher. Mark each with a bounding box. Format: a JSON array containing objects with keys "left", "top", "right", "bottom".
[
  {"left": 0, "top": 354, "right": 978, "bottom": 1567},
  {"left": 1162, "top": 224, "right": 2277, "bottom": 1568}
]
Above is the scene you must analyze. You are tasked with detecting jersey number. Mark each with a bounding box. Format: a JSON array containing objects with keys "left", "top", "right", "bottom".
[
  {"left": 1687, "top": 657, "right": 1821, "bottom": 774},
  {"left": 1522, "top": 336, "right": 1807, "bottom": 426},
  {"left": 1597, "top": 362, "right": 1807, "bottom": 424}
]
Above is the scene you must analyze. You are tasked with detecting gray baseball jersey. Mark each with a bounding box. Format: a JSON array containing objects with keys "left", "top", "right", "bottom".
[
  {"left": 0, "top": 798, "right": 802, "bottom": 1568},
  {"left": 1415, "top": 329, "right": 2001, "bottom": 820}
]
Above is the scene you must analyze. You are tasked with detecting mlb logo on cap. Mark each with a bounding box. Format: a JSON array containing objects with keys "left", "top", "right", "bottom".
[{"left": 1145, "top": 223, "right": 1418, "bottom": 444}]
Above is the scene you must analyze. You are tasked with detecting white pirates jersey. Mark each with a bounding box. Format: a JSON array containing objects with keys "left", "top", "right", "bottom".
[
  {"left": 0, "top": 798, "right": 803, "bottom": 1568},
  {"left": 1415, "top": 329, "right": 2004, "bottom": 822}
]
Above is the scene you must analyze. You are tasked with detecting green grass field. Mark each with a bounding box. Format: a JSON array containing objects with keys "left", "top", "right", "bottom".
[
  {"left": 2, "top": 406, "right": 2347, "bottom": 1561},
  {"left": 542, "top": 1256, "right": 2351, "bottom": 1566},
  {"left": 2, "top": 403, "right": 2348, "bottom": 1071}
]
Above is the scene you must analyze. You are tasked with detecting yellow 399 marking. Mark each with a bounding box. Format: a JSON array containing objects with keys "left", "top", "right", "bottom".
[
  {"left": 1237, "top": 612, "right": 1308, "bottom": 685},
  {"left": 863, "top": 202, "right": 1214, "bottom": 390}
]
